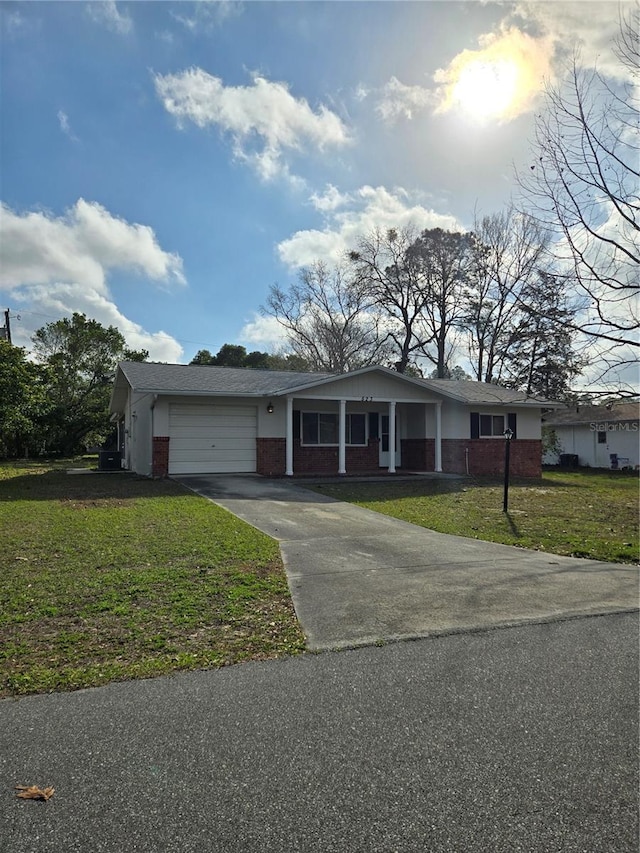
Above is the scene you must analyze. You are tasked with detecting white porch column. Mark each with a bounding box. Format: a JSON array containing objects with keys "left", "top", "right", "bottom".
[
  {"left": 285, "top": 396, "right": 294, "bottom": 476},
  {"left": 388, "top": 400, "right": 396, "bottom": 474},
  {"left": 338, "top": 399, "right": 346, "bottom": 475},
  {"left": 435, "top": 401, "right": 442, "bottom": 472}
]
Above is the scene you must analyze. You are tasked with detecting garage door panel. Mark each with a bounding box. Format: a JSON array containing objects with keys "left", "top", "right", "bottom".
[
  {"left": 169, "top": 428, "right": 256, "bottom": 444},
  {"left": 168, "top": 404, "right": 257, "bottom": 474},
  {"left": 171, "top": 435, "right": 256, "bottom": 449}
]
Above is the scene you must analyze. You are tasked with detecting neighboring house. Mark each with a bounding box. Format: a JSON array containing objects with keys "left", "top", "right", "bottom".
[
  {"left": 543, "top": 402, "right": 640, "bottom": 469},
  {"left": 109, "top": 362, "right": 558, "bottom": 479}
]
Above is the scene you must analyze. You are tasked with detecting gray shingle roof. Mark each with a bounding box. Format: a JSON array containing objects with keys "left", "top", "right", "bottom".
[
  {"left": 117, "top": 362, "right": 335, "bottom": 396},
  {"left": 111, "top": 362, "right": 557, "bottom": 411},
  {"left": 418, "top": 379, "right": 557, "bottom": 406},
  {"left": 543, "top": 402, "right": 640, "bottom": 426}
]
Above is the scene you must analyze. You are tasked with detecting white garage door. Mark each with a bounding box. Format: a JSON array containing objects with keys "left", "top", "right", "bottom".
[{"left": 169, "top": 404, "right": 257, "bottom": 474}]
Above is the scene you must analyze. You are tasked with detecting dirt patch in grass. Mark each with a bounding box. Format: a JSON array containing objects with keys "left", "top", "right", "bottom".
[{"left": 0, "top": 460, "right": 305, "bottom": 697}]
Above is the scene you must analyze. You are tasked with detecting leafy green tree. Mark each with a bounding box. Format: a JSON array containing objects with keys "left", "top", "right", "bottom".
[
  {"left": 262, "top": 352, "right": 312, "bottom": 371},
  {"left": 502, "top": 272, "right": 583, "bottom": 399},
  {"left": 190, "top": 343, "right": 311, "bottom": 371},
  {"left": 0, "top": 342, "right": 50, "bottom": 457},
  {"left": 32, "top": 313, "right": 147, "bottom": 455},
  {"left": 190, "top": 349, "right": 216, "bottom": 365},
  {"left": 211, "top": 343, "right": 251, "bottom": 367}
]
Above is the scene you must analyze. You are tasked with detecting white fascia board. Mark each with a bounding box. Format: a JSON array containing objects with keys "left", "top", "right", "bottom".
[
  {"left": 281, "top": 392, "right": 441, "bottom": 404},
  {"left": 126, "top": 389, "right": 269, "bottom": 398}
]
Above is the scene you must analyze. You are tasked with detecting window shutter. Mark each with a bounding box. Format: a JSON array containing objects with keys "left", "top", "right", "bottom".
[
  {"left": 293, "top": 410, "right": 300, "bottom": 441},
  {"left": 470, "top": 412, "right": 480, "bottom": 439},
  {"left": 508, "top": 412, "right": 517, "bottom": 438},
  {"left": 368, "top": 412, "right": 379, "bottom": 439}
]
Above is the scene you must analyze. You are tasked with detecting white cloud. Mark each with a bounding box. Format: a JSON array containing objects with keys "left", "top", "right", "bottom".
[
  {"left": 0, "top": 199, "right": 185, "bottom": 291},
  {"left": 86, "top": 1, "right": 133, "bottom": 36},
  {"left": 0, "top": 200, "right": 185, "bottom": 361},
  {"left": 57, "top": 110, "right": 79, "bottom": 142},
  {"left": 309, "top": 184, "right": 351, "bottom": 213},
  {"left": 354, "top": 84, "right": 369, "bottom": 103},
  {"left": 513, "top": 1, "right": 634, "bottom": 82},
  {"left": 238, "top": 314, "right": 287, "bottom": 351},
  {"left": 170, "top": 1, "right": 243, "bottom": 33},
  {"left": 12, "top": 283, "right": 183, "bottom": 362},
  {"left": 154, "top": 68, "right": 352, "bottom": 183},
  {"left": 278, "top": 185, "right": 461, "bottom": 269},
  {"left": 375, "top": 76, "right": 434, "bottom": 124},
  {"left": 430, "top": 3, "right": 632, "bottom": 123},
  {"left": 433, "top": 26, "right": 555, "bottom": 121},
  {"left": 3, "top": 9, "right": 28, "bottom": 36}
]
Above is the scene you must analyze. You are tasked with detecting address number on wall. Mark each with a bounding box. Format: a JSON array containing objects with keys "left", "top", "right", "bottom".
[{"left": 361, "top": 396, "right": 374, "bottom": 402}]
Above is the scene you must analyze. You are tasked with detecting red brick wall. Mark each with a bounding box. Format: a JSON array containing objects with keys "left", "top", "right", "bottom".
[
  {"left": 346, "top": 438, "right": 380, "bottom": 471},
  {"left": 152, "top": 436, "right": 170, "bottom": 478},
  {"left": 402, "top": 439, "right": 435, "bottom": 471},
  {"left": 261, "top": 436, "right": 541, "bottom": 477},
  {"left": 441, "top": 439, "right": 542, "bottom": 477},
  {"left": 257, "top": 437, "right": 380, "bottom": 475},
  {"left": 257, "top": 438, "right": 286, "bottom": 476},
  {"left": 294, "top": 444, "right": 339, "bottom": 474}
]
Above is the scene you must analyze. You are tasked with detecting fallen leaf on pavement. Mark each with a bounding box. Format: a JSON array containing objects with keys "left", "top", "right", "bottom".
[{"left": 15, "top": 785, "right": 55, "bottom": 801}]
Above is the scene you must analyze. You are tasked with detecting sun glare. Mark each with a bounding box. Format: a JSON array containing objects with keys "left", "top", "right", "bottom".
[{"left": 451, "top": 59, "right": 520, "bottom": 121}]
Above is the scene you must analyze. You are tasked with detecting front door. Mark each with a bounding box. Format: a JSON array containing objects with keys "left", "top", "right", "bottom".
[{"left": 379, "top": 414, "right": 401, "bottom": 468}]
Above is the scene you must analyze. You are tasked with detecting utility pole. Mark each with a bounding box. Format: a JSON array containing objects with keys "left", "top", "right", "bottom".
[{"left": 1, "top": 309, "right": 11, "bottom": 344}]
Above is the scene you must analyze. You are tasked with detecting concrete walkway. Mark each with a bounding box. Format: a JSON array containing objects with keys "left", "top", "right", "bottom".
[{"left": 175, "top": 474, "right": 639, "bottom": 650}]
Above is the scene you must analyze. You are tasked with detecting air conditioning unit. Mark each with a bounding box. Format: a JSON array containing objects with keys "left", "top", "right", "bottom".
[{"left": 99, "top": 450, "right": 122, "bottom": 471}]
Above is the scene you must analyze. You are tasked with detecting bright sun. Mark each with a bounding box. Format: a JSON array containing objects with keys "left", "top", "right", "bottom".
[{"left": 451, "top": 59, "right": 520, "bottom": 121}]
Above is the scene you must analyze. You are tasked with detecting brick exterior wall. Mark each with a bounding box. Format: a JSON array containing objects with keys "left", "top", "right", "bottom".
[
  {"left": 152, "top": 436, "right": 170, "bottom": 478},
  {"left": 441, "top": 439, "right": 542, "bottom": 478},
  {"left": 346, "top": 438, "right": 380, "bottom": 472},
  {"left": 401, "top": 439, "right": 435, "bottom": 471},
  {"left": 257, "top": 437, "right": 380, "bottom": 475},
  {"left": 259, "top": 436, "right": 542, "bottom": 477},
  {"left": 257, "top": 438, "right": 286, "bottom": 476}
]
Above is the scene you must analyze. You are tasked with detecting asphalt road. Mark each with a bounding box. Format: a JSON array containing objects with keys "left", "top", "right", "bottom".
[{"left": 1, "top": 612, "right": 637, "bottom": 853}]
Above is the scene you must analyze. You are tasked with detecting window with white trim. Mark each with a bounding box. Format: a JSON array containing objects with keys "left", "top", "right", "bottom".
[{"left": 301, "top": 412, "right": 367, "bottom": 445}]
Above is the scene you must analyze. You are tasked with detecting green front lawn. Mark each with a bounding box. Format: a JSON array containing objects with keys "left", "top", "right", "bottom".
[
  {"left": 0, "top": 460, "right": 304, "bottom": 697},
  {"left": 311, "top": 470, "right": 639, "bottom": 564}
]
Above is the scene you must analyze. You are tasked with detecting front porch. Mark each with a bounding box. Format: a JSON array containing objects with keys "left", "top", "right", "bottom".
[{"left": 258, "top": 396, "right": 443, "bottom": 477}]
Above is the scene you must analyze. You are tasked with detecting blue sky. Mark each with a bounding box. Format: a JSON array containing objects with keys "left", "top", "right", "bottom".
[{"left": 0, "top": 1, "right": 629, "bottom": 364}]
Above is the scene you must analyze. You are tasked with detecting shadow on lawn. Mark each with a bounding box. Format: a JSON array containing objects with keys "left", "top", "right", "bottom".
[
  {"left": 0, "top": 470, "right": 192, "bottom": 503},
  {"left": 504, "top": 512, "right": 522, "bottom": 538}
]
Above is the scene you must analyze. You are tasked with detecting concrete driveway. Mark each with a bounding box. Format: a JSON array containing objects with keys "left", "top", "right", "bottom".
[{"left": 174, "top": 474, "right": 639, "bottom": 650}]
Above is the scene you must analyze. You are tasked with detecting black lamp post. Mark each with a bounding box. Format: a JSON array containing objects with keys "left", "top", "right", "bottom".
[{"left": 503, "top": 427, "right": 514, "bottom": 512}]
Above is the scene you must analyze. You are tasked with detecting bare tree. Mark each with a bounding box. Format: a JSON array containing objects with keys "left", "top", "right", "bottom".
[
  {"left": 348, "top": 226, "right": 473, "bottom": 376},
  {"left": 463, "top": 206, "right": 551, "bottom": 383},
  {"left": 263, "top": 261, "right": 389, "bottom": 373},
  {"left": 407, "top": 228, "right": 475, "bottom": 377},
  {"left": 347, "top": 227, "right": 431, "bottom": 373},
  {"left": 517, "top": 6, "right": 639, "bottom": 377}
]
